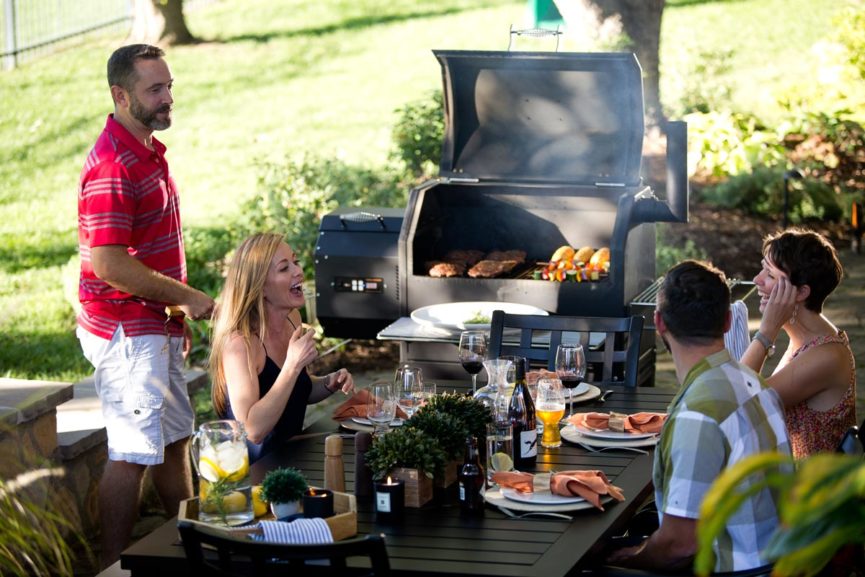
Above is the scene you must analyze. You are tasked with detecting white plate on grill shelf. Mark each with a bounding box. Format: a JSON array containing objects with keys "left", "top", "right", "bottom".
[{"left": 410, "top": 301, "right": 548, "bottom": 331}]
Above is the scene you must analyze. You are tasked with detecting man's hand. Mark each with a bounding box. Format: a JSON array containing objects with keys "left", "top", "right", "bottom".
[{"left": 178, "top": 290, "right": 215, "bottom": 321}]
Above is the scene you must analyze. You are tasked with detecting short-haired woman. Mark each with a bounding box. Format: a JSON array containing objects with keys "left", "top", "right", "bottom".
[{"left": 742, "top": 228, "right": 856, "bottom": 458}]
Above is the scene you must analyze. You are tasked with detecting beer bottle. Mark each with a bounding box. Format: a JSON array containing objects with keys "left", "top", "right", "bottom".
[
  {"left": 508, "top": 357, "right": 537, "bottom": 470},
  {"left": 458, "top": 436, "right": 485, "bottom": 513}
]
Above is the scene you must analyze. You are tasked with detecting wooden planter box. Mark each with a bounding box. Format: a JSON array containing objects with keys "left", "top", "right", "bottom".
[
  {"left": 390, "top": 467, "right": 433, "bottom": 508},
  {"left": 178, "top": 488, "right": 357, "bottom": 541},
  {"left": 435, "top": 459, "right": 461, "bottom": 489}
]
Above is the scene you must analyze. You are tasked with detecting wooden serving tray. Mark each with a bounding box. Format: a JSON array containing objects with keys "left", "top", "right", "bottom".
[{"left": 178, "top": 488, "right": 358, "bottom": 541}]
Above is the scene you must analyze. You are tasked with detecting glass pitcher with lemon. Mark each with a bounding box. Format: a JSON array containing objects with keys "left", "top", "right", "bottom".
[{"left": 191, "top": 420, "right": 254, "bottom": 525}]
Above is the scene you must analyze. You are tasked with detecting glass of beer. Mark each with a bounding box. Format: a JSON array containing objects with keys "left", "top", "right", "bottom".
[{"left": 535, "top": 378, "right": 566, "bottom": 449}]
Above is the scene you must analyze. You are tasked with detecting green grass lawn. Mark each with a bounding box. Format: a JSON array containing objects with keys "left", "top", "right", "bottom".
[{"left": 0, "top": 0, "right": 857, "bottom": 381}]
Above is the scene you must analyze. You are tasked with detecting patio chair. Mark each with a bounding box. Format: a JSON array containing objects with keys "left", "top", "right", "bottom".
[
  {"left": 835, "top": 419, "right": 865, "bottom": 456},
  {"left": 177, "top": 520, "right": 390, "bottom": 577},
  {"left": 593, "top": 563, "right": 774, "bottom": 577},
  {"left": 487, "top": 311, "right": 643, "bottom": 387}
]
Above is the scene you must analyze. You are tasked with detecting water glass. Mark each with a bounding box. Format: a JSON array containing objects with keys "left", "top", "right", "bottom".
[
  {"left": 485, "top": 422, "right": 514, "bottom": 487},
  {"left": 394, "top": 365, "right": 424, "bottom": 419},
  {"left": 367, "top": 381, "right": 397, "bottom": 436}
]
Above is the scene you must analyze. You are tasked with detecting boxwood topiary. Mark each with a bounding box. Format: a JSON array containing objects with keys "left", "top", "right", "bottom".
[
  {"left": 406, "top": 409, "right": 468, "bottom": 461},
  {"left": 415, "top": 392, "right": 492, "bottom": 441},
  {"left": 365, "top": 427, "right": 447, "bottom": 480},
  {"left": 260, "top": 467, "right": 308, "bottom": 504}
]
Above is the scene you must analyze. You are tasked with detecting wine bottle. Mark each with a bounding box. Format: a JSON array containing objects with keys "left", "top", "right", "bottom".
[
  {"left": 458, "top": 436, "right": 485, "bottom": 513},
  {"left": 508, "top": 357, "right": 537, "bottom": 470}
]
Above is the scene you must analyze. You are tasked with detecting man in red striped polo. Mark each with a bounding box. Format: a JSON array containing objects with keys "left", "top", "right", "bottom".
[{"left": 77, "top": 44, "right": 215, "bottom": 568}]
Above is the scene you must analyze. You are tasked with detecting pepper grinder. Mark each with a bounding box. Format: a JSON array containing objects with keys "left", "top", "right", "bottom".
[
  {"left": 353, "top": 431, "right": 374, "bottom": 499},
  {"left": 324, "top": 434, "right": 345, "bottom": 492}
]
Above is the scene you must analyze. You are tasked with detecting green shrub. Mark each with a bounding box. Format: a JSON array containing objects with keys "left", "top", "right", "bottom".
[
  {"left": 684, "top": 110, "right": 786, "bottom": 179},
  {"left": 699, "top": 165, "right": 842, "bottom": 223},
  {"left": 655, "top": 233, "right": 707, "bottom": 277},
  {"left": 241, "top": 154, "right": 406, "bottom": 280},
  {"left": 666, "top": 47, "right": 735, "bottom": 116},
  {"left": 836, "top": 4, "right": 865, "bottom": 81},
  {"left": 390, "top": 90, "right": 444, "bottom": 179},
  {"left": 415, "top": 392, "right": 492, "bottom": 441}
]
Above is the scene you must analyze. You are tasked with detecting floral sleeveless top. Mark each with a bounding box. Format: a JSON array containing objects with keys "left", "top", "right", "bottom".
[{"left": 784, "top": 331, "right": 856, "bottom": 459}]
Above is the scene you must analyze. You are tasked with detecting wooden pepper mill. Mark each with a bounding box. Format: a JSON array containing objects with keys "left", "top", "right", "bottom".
[{"left": 324, "top": 434, "right": 345, "bottom": 492}]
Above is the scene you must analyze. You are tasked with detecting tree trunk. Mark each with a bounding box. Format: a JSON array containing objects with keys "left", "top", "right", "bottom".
[
  {"left": 567, "top": 0, "right": 666, "bottom": 128},
  {"left": 152, "top": 0, "right": 197, "bottom": 45}
]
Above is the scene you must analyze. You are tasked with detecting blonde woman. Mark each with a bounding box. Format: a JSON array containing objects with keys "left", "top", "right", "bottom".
[
  {"left": 209, "top": 233, "right": 355, "bottom": 462},
  {"left": 742, "top": 228, "right": 855, "bottom": 458}
]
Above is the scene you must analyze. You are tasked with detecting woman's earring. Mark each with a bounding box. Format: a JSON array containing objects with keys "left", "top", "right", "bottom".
[{"left": 790, "top": 304, "right": 799, "bottom": 326}]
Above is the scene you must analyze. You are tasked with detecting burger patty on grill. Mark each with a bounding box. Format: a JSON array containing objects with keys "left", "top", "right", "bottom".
[
  {"left": 467, "top": 259, "right": 518, "bottom": 278},
  {"left": 428, "top": 261, "right": 467, "bottom": 278},
  {"left": 444, "top": 249, "right": 485, "bottom": 267},
  {"left": 485, "top": 250, "right": 526, "bottom": 264}
]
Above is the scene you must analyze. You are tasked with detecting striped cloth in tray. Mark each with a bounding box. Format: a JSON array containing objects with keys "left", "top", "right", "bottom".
[{"left": 253, "top": 518, "right": 333, "bottom": 544}]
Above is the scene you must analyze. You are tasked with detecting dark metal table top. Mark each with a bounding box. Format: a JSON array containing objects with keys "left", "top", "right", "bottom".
[{"left": 120, "top": 381, "right": 677, "bottom": 576}]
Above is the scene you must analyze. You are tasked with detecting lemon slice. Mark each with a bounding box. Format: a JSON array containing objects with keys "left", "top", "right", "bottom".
[
  {"left": 490, "top": 452, "right": 513, "bottom": 472},
  {"left": 224, "top": 455, "right": 249, "bottom": 483},
  {"left": 198, "top": 456, "right": 224, "bottom": 482}
]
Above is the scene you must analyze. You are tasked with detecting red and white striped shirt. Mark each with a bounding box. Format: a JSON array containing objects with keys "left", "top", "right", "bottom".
[{"left": 77, "top": 115, "right": 186, "bottom": 339}]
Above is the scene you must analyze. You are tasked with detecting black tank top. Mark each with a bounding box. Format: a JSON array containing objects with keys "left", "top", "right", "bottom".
[{"left": 225, "top": 355, "right": 313, "bottom": 463}]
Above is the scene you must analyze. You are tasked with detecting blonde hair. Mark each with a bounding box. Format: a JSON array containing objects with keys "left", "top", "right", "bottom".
[{"left": 209, "top": 232, "right": 286, "bottom": 417}]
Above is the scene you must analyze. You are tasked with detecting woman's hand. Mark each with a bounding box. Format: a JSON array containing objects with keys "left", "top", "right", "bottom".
[
  {"left": 328, "top": 368, "right": 355, "bottom": 395},
  {"left": 760, "top": 276, "right": 798, "bottom": 339},
  {"left": 284, "top": 323, "right": 318, "bottom": 373}
]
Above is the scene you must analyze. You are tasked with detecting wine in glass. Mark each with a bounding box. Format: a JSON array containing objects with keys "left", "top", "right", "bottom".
[
  {"left": 394, "top": 365, "right": 424, "bottom": 419},
  {"left": 535, "top": 378, "right": 566, "bottom": 448},
  {"left": 555, "top": 343, "right": 586, "bottom": 420},
  {"left": 366, "top": 382, "right": 397, "bottom": 436},
  {"left": 458, "top": 331, "right": 487, "bottom": 394}
]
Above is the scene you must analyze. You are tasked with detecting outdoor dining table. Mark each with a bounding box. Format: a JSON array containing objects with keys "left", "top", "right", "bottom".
[{"left": 119, "top": 381, "right": 677, "bottom": 576}]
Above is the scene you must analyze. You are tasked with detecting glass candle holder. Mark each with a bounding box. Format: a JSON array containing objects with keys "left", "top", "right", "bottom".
[
  {"left": 302, "top": 488, "right": 334, "bottom": 519},
  {"left": 374, "top": 476, "right": 405, "bottom": 522}
]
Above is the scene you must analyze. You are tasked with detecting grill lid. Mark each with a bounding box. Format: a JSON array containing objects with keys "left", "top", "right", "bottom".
[{"left": 434, "top": 50, "right": 645, "bottom": 187}]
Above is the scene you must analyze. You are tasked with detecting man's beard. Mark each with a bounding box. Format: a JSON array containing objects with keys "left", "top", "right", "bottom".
[{"left": 130, "top": 94, "right": 171, "bottom": 130}]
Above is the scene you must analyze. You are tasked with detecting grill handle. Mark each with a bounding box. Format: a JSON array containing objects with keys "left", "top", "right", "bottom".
[
  {"left": 339, "top": 211, "right": 386, "bottom": 230},
  {"left": 632, "top": 120, "right": 689, "bottom": 224},
  {"left": 507, "top": 25, "right": 562, "bottom": 52}
]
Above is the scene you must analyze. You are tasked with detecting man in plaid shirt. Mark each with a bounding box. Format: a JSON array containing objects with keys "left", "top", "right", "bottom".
[
  {"left": 607, "top": 260, "right": 790, "bottom": 572},
  {"left": 77, "top": 44, "right": 214, "bottom": 567}
]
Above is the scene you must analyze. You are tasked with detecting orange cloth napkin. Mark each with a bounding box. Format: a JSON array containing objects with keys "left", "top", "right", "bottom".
[
  {"left": 490, "top": 471, "right": 535, "bottom": 493},
  {"left": 527, "top": 369, "right": 559, "bottom": 385},
  {"left": 331, "top": 389, "right": 408, "bottom": 421},
  {"left": 550, "top": 470, "right": 625, "bottom": 511},
  {"left": 568, "top": 411, "right": 667, "bottom": 434}
]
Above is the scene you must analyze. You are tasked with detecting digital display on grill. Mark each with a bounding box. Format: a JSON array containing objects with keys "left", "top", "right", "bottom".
[{"left": 333, "top": 277, "right": 384, "bottom": 293}]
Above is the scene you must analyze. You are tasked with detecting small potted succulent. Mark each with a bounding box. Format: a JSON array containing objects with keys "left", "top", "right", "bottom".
[
  {"left": 366, "top": 427, "right": 446, "bottom": 507},
  {"left": 260, "top": 467, "right": 308, "bottom": 519}
]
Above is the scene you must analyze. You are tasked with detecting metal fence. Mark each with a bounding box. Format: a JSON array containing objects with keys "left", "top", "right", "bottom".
[{"left": 1, "top": 0, "right": 219, "bottom": 70}]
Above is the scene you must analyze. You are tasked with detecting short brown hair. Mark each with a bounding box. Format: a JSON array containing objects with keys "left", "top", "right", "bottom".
[
  {"left": 658, "top": 260, "right": 730, "bottom": 345},
  {"left": 107, "top": 44, "right": 165, "bottom": 91},
  {"left": 762, "top": 228, "right": 842, "bottom": 312}
]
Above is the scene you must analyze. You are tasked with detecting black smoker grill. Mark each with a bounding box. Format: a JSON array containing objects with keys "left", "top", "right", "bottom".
[{"left": 315, "top": 50, "right": 689, "bottom": 383}]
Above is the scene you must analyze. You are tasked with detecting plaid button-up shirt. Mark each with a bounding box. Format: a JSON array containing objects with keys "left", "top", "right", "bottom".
[{"left": 654, "top": 349, "right": 791, "bottom": 572}]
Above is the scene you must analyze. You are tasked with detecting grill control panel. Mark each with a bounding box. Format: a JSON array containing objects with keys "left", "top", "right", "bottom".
[{"left": 332, "top": 276, "right": 384, "bottom": 293}]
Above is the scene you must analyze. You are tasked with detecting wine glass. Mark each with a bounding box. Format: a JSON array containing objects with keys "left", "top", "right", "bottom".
[
  {"left": 536, "top": 378, "right": 566, "bottom": 449},
  {"left": 458, "top": 331, "right": 487, "bottom": 394},
  {"left": 366, "top": 381, "right": 397, "bottom": 436},
  {"left": 555, "top": 344, "right": 586, "bottom": 420},
  {"left": 394, "top": 365, "right": 423, "bottom": 420}
]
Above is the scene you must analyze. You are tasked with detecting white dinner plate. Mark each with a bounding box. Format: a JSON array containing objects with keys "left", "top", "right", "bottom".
[
  {"left": 501, "top": 487, "right": 584, "bottom": 506},
  {"left": 570, "top": 423, "right": 657, "bottom": 441},
  {"left": 351, "top": 416, "right": 403, "bottom": 427},
  {"left": 565, "top": 384, "right": 601, "bottom": 404},
  {"left": 561, "top": 425, "right": 660, "bottom": 449},
  {"left": 563, "top": 382, "right": 590, "bottom": 398},
  {"left": 410, "top": 301, "right": 548, "bottom": 331}
]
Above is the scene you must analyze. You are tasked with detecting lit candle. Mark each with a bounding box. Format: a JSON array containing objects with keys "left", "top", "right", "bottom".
[
  {"left": 374, "top": 475, "right": 405, "bottom": 522},
  {"left": 302, "top": 487, "right": 334, "bottom": 519}
]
